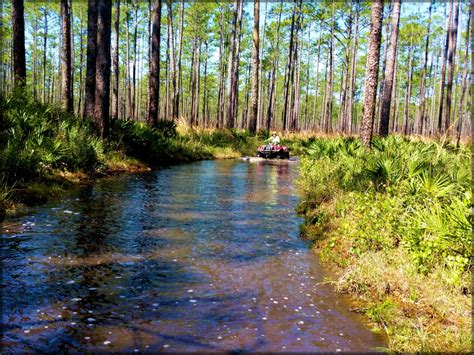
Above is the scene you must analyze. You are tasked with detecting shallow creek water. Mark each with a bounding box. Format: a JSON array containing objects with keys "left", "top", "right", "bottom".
[{"left": 1, "top": 160, "right": 386, "bottom": 352}]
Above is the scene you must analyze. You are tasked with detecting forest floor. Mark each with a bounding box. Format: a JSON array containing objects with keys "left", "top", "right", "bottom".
[{"left": 296, "top": 136, "right": 472, "bottom": 352}]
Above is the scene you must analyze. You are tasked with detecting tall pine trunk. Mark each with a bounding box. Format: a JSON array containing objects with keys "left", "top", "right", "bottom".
[
  {"left": 60, "top": 0, "right": 73, "bottom": 112},
  {"left": 436, "top": 1, "right": 452, "bottom": 133},
  {"left": 456, "top": 8, "right": 471, "bottom": 144},
  {"left": 84, "top": 0, "right": 98, "bottom": 118},
  {"left": 347, "top": 0, "right": 359, "bottom": 134},
  {"left": 93, "top": 0, "right": 112, "bottom": 138},
  {"left": 166, "top": 0, "right": 177, "bottom": 120},
  {"left": 311, "top": 24, "right": 322, "bottom": 131},
  {"left": 226, "top": 0, "right": 239, "bottom": 128},
  {"left": 42, "top": 7, "right": 48, "bottom": 103},
  {"left": 360, "top": 0, "right": 384, "bottom": 148},
  {"left": 415, "top": 0, "right": 433, "bottom": 135},
  {"left": 403, "top": 33, "right": 414, "bottom": 135},
  {"left": 282, "top": 2, "right": 296, "bottom": 131},
  {"left": 112, "top": 0, "right": 120, "bottom": 120},
  {"left": 12, "top": 0, "right": 26, "bottom": 87},
  {"left": 265, "top": 0, "right": 283, "bottom": 131},
  {"left": 443, "top": 0, "right": 459, "bottom": 134},
  {"left": 147, "top": 0, "right": 162, "bottom": 127},
  {"left": 248, "top": 0, "right": 259, "bottom": 134},
  {"left": 379, "top": 0, "right": 401, "bottom": 136},
  {"left": 176, "top": 0, "right": 184, "bottom": 119}
]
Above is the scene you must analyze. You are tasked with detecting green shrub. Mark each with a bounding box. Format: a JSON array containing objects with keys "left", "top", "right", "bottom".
[{"left": 298, "top": 136, "right": 473, "bottom": 276}]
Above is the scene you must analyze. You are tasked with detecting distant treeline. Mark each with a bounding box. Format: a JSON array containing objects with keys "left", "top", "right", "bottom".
[{"left": 2, "top": 0, "right": 470, "bottom": 146}]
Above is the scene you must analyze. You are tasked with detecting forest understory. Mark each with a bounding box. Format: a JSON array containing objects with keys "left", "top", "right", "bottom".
[
  {"left": 297, "top": 136, "right": 472, "bottom": 352},
  {"left": 0, "top": 91, "right": 261, "bottom": 219}
]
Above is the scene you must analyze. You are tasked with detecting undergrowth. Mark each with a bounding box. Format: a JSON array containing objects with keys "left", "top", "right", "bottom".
[
  {"left": 297, "top": 135, "right": 472, "bottom": 352},
  {"left": 0, "top": 91, "right": 259, "bottom": 217}
]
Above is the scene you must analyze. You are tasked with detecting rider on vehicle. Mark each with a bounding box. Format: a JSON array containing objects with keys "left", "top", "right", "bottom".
[{"left": 266, "top": 131, "right": 280, "bottom": 149}]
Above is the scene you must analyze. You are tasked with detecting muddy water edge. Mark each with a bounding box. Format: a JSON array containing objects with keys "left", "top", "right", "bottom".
[{"left": 1, "top": 159, "right": 387, "bottom": 352}]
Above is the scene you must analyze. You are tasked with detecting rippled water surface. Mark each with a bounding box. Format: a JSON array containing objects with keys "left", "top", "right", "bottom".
[{"left": 1, "top": 160, "right": 386, "bottom": 352}]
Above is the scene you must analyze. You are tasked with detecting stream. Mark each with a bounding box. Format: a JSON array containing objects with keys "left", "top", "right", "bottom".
[{"left": 1, "top": 159, "right": 386, "bottom": 352}]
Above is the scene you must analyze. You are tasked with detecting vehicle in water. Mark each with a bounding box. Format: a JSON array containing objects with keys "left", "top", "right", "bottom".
[{"left": 257, "top": 145, "right": 290, "bottom": 159}]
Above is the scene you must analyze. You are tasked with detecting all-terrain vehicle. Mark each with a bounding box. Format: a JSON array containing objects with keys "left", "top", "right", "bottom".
[{"left": 257, "top": 145, "right": 290, "bottom": 159}]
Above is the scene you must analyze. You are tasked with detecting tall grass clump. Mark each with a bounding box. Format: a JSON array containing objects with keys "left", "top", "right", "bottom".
[{"left": 298, "top": 135, "right": 472, "bottom": 352}]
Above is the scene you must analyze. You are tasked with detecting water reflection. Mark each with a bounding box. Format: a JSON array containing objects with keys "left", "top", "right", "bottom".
[{"left": 1, "top": 160, "right": 386, "bottom": 352}]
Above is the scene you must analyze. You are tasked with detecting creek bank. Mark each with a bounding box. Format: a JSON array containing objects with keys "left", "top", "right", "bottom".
[
  {"left": 296, "top": 136, "right": 472, "bottom": 352},
  {"left": 1, "top": 143, "right": 252, "bottom": 220}
]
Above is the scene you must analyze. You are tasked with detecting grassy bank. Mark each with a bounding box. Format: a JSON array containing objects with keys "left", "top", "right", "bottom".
[
  {"left": 0, "top": 92, "right": 260, "bottom": 218},
  {"left": 297, "top": 135, "right": 472, "bottom": 351}
]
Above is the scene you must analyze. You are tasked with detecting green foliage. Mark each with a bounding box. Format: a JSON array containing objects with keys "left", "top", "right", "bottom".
[
  {"left": 0, "top": 91, "right": 104, "bottom": 183},
  {"left": 299, "top": 136, "right": 473, "bottom": 276}
]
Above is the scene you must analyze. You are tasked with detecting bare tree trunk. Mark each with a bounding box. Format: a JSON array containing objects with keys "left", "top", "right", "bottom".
[
  {"left": 437, "top": 1, "right": 452, "bottom": 133},
  {"left": 60, "top": 0, "right": 73, "bottom": 112},
  {"left": 216, "top": 9, "right": 225, "bottom": 128},
  {"left": 257, "top": 0, "right": 268, "bottom": 130},
  {"left": 42, "top": 7, "right": 48, "bottom": 103},
  {"left": 166, "top": 0, "right": 177, "bottom": 120},
  {"left": 248, "top": 0, "right": 259, "bottom": 134},
  {"left": 12, "top": 0, "right": 26, "bottom": 87},
  {"left": 165, "top": 32, "right": 170, "bottom": 120},
  {"left": 146, "top": 0, "right": 151, "bottom": 115},
  {"left": 375, "top": 0, "right": 392, "bottom": 133},
  {"left": 78, "top": 7, "right": 84, "bottom": 116},
  {"left": 32, "top": 17, "right": 38, "bottom": 98},
  {"left": 125, "top": 1, "right": 132, "bottom": 119},
  {"left": 456, "top": 7, "right": 471, "bottom": 144},
  {"left": 84, "top": 0, "right": 98, "bottom": 118},
  {"left": 226, "top": 0, "right": 243, "bottom": 128},
  {"left": 130, "top": 4, "right": 138, "bottom": 119},
  {"left": 323, "top": 2, "right": 335, "bottom": 133},
  {"left": 69, "top": 1, "right": 74, "bottom": 110},
  {"left": 202, "top": 40, "right": 208, "bottom": 128},
  {"left": 282, "top": 2, "right": 296, "bottom": 131},
  {"left": 379, "top": 0, "right": 401, "bottom": 136},
  {"left": 339, "top": 7, "right": 353, "bottom": 133},
  {"left": 320, "top": 57, "right": 329, "bottom": 131},
  {"left": 137, "top": 33, "right": 143, "bottom": 119},
  {"left": 390, "top": 42, "right": 399, "bottom": 133},
  {"left": 443, "top": 0, "right": 459, "bottom": 134},
  {"left": 190, "top": 37, "right": 201, "bottom": 126},
  {"left": 360, "top": 0, "right": 384, "bottom": 148},
  {"left": 232, "top": 0, "right": 244, "bottom": 125},
  {"left": 242, "top": 64, "right": 251, "bottom": 129},
  {"left": 415, "top": 0, "right": 433, "bottom": 135},
  {"left": 292, "top": 31, "right": 302, "bottom": 131},
  {"left": 176, "top": 0, "right": 184, "bottom": 119},
  {"left": 112, "top": 0, "right": 120, "bottom": 120},
  {"left": 265, "top": 0, "right": 283, "bottom": 131},
  {"left": 216, "top": 8, "right": 225, "bottom": 128},
  {"left": 347, "top": 0, "right": 360, "bottom": 134},
  {"left": 192, "top": 39, "right": 201, "bottom": 126},
  {"left": 226, "top": 0, "right": 239, "bottom": 128},
  {"left": 303, "top": 26, "right": 311, "bottom": 130},
  {"left": 311, "top": 24, "right": 322, "bottom": 131},
  {"left": 147, "top": 0, "right": 161, "bottom": 126},
  {"left": 403, "top": 33, "right": 414, "bottom": 135},
  {"left": 93, "top": 0, "right": 112, "bottom": 137},
  {"left": 429, "top": 49, "right": 440, "bottom": 136}
]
